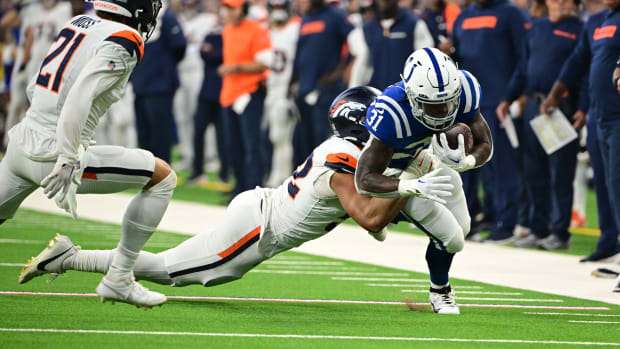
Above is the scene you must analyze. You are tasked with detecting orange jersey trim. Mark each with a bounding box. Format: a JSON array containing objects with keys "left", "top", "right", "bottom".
[
  {"left": 326, "top": 153, "right": 358, "bottom": 169},
  {"left": 82, "top": 172, "right": 97, "bottom": 180},
  {"left": 593, "top": 25, "right": 617, "bottom": 40},
  {"left": 109, "top": 30, "right": 144, "bottom": 60},
  {"left": 301, "top": 21, "right": 326, "bottom": 35},
  {"left": 461, "top": 16, "right": 498, "bottom": 30},
  {"left": 553, "top": 29, "right": 576, "bottom": 40},
  {"left": 218, "top": 226, "right": 261, "bottom": 259}
]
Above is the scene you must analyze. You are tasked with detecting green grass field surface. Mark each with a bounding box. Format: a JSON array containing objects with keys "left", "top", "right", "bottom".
[{"left": 0, "top": 210, "right": 618, "bottom": 348}]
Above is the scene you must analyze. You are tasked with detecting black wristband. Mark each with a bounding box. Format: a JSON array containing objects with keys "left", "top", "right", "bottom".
[{"left": 616, "top": 57, "right": 620, "bottom": 68}]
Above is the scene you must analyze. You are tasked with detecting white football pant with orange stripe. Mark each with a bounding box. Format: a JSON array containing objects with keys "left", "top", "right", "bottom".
[{"left": 61, "top": 189, "right": 272, "bottom": 287}]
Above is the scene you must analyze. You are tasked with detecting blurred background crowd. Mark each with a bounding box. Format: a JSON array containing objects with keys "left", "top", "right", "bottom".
[{"left": 0, "top": 0, "right": 617, "bottom": 263}]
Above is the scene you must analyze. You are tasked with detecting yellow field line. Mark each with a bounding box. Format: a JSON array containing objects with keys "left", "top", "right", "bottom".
[{"left": 569, "top": 227, "right": 601, "bottom": 237}]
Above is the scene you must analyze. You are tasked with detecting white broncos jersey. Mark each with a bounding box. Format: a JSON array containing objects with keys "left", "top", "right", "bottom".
[
  {"left": 26, "top": 2, "right": 73, "bottom": 79},
  {"left": 10, "top": 15, "right": 143, "bottom": 163},
  {"left": 266, "top": 19, "right": 299, "bottom": 100},
  {"left": 266, "top": 136, "right": 362, "bottom": 250}
]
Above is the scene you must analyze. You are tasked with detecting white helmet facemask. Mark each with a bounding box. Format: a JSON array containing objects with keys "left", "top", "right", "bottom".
[{"left": 401, "top": 48, "right": 461, "bottom": 131}]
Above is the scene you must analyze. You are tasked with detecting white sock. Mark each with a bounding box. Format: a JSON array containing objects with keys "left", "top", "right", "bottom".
[
  {"left": 109, "top": 171, "right": 176, "bottom": 277},
  {"left": 63, "top": 250, "right": 113, "bottom": 274},
  {"left": 64, "top": 249, "right": 173, "bottom": 285}
]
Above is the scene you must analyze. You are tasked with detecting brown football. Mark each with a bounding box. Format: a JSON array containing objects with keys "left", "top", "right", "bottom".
[{"left": 439, "top": 122, "right": 474, "bottom": 154}]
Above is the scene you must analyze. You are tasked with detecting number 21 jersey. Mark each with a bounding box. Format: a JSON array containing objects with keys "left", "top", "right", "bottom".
[{"left": 12, "top": 15, "right": 144, "bottom": 161}]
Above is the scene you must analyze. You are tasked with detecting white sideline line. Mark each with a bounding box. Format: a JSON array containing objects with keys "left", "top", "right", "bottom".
[
  {"left": 525, "top": 313, "right": 620, "bottom": 317},
  {"left": 1, "top": 328, "right": 618, "bottom": 346},
  {"left": 0, "top": 263, "right": 25, "bottom": 267},
  {"left": 0, "top": 291, "right": 610, "bottom": 310},
  {"left": 250, "top": 270, "right": 409, "bottom": 276},
  {"left": 332, "top": 277, "right": 428, "bottom": 282},
  {"left": 0, "top": 239, "right": 45, "bottom": 245},
  {"left": 271, "top": 256, "right": 313, "bottom": 261},
  {"left": 263, "top": 266, "right": 377, "bottom": 271},
  {"left": 568, "top": 321, "right": 620, "bottom": 324},
  {"left": 263, "top": 261, "right": 344, "bottom": 265},
  {"left": 399, "top": 290, "right": 522, "bottom": 295},
  {"left": 456, "top": 297, "right": 562, "bottom": 303},
  {"left": 367, "top": 283, "right": 482, "bottom": 289}
]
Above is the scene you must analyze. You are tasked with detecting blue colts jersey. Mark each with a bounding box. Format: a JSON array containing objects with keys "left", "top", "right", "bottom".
[{"left": 365, "top": 70, "right": 482, "bottom": 170}]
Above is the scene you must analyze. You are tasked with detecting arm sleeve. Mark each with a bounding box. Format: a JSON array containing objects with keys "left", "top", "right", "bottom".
[
  {"left": 578, "top": 74, "right": 589, "bottom": 112},
  {"left": 503, "top": 9, "right": 528, "bottom": 102},
  {"left": 55, "top": 44, "right": 133, "bottom": 164},
  {"left": 504, "top": 23, "right": 531, "bottom": 103},
  {"left": 339, "top": 12, "right": 354, "bottom": 41},
  {"left": 348, "top": 27, "right": 372, "bottom": 87},
  {"left": 163, "top": 11, "right": 187, "bottom": 63},
  {"left": 450, "top": 15, "right": 462, "bottom": 60},
  {"left": 413, "top": 19, "right": 435, "bottom": 51},
  {"left": 200, "top": 33, "right": 223, "bottom": 66},
  {"left": 558, "top": 24, "right": 591, "bottom": 91}
]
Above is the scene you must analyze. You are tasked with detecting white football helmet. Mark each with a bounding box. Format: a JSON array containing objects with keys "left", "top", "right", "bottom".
[{"left": 401, "top": 47, "right": 461, "bottom": 131}]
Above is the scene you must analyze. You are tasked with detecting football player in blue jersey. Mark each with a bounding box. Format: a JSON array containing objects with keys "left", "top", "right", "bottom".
[{"left": 355, "top": 47, "right": 493, "bottom": 314}]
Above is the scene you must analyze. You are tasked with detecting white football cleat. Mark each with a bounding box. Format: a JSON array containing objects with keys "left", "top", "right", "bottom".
[
  {"left": 96, "top": 272, "right": 167, "bottom": 309},
  {"left": 18, "top": 234, "right": 79, "bottom": 284},
  {"left": 429, "top": 285, "right": 460, "bottom": 314}
]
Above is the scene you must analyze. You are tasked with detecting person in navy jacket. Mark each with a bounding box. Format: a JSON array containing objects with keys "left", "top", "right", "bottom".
[
  {"left": 497, "top": 0, "right": 584, "bottom": 250},
  {"left": 291, "top": 0, "right": 353, "bottom": 166},
  {"left": 444, "top": 0, "right": 529, "bottom": 242},
  {"left": 190, "top": 26, "right": 230, "bottom": 188},
  {"left": 359, "top": 0, "right": 434, "bottom": 90},
  {"left": 542, "top": 0, "right": 620, "bottom": 262},
  {"left": 131, "top": 5, "right": 187, "bottom": 163}
]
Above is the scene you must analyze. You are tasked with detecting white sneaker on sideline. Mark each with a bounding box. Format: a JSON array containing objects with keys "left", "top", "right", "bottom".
[
  {"left": 429, "top": 285, "right": 460, "bottom": 314},
  {"left": 513, "top": 224, "right": 531, "bottom": 239},
  {"left": 18, "top": 234, "right": 80, "bottom": 284},
  {"left": 96, "top": 272, "right": 167, "bottom": 309}
]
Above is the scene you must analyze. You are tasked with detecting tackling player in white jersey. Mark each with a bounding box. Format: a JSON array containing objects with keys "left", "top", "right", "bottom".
[
  {"left": 264, "top": 0, "right": 300, "bottom": 187},
  {"left": 0, "top": 0, "right": 175, "bottom": 309},
  {"left": 19, "top": 86, "right": 456, "bottom": 312},
  {"left": 355, "top": 48, "right": 493, "bottom": 314}
]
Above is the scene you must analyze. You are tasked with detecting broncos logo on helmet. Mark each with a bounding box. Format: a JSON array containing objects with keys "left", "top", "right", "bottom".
[
  {"left": 330, "top": 101, "right": 367, "bottom": 121},
  {"left": 329, "top": 86, "right": 381, "bottom": 147}
]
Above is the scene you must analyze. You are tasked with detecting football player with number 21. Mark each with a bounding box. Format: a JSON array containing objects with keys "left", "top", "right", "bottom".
[
  {"left": 355, "top": 47, "right": 493, "bottom": 314},
  {"left": 0, "top": 0, "right": 175, "bottom": 309}
]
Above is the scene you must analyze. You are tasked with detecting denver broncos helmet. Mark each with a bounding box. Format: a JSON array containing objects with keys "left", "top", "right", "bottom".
[
  {"left": 329, "top": 86, "right": 381, "bottom": 147},
  {"left": 92, "top": 0, "right": 162, "bottom": 41}
]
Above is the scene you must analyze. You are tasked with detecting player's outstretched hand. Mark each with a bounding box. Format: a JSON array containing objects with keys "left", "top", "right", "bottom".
[
  {"left": 431, "top": 133, "right": 475, "bottom": 172},
  {"left": 397, "top": 168, "right": 454, "bottom": 204},
  {"left": 41, "top": 163, "right": 75, "bottom": 202}
]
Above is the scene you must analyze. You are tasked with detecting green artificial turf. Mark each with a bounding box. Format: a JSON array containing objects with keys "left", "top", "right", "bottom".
[{"left": 0, "top": 210, "right": 618, "bottom": 348}]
